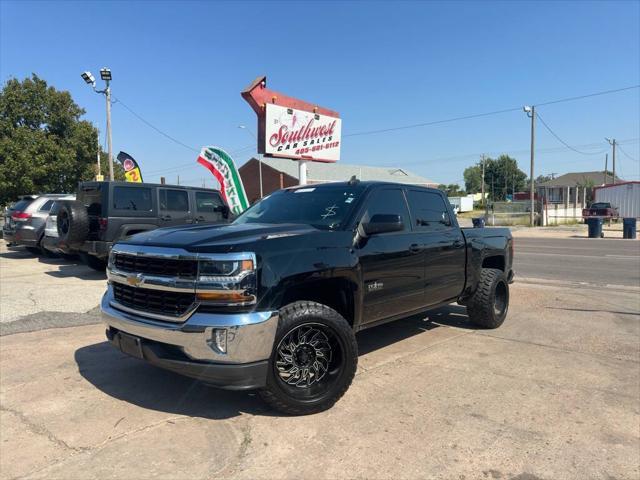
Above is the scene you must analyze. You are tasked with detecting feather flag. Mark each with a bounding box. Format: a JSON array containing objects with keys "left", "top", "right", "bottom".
[{"left": 197, "top": 146, "right": 249, "bottom": 215}]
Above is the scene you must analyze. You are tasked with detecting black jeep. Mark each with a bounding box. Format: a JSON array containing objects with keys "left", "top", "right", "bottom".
[{"left": 56, "top": 181, "right": 230, "bottom": 270}]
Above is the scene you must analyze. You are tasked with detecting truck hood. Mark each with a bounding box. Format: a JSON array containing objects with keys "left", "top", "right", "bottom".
[{"left": 122, "top": 222, "right": 318, "bottom": 250}]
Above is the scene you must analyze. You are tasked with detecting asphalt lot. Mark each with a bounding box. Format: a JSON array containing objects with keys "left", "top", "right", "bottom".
[
  {"left": 0, "top": 236, "right": 639, "bottom": 479},
  {"left": 514, "top": 237, "right": 640, "bottom": 287}
]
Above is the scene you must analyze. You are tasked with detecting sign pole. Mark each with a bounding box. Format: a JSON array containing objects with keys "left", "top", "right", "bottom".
[{"left": 299, "top": 160, "right": 308, "bottom": 185}]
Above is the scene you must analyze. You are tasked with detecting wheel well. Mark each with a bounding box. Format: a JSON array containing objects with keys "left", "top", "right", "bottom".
[
  {"left": 482, "top": 255, "right": 505, "bottom": 271},
  {"left": 280, "top": 279, "right": 355, "bottom": 327}
]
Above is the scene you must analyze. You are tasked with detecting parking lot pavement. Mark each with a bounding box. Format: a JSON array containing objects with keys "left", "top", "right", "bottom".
[
  {"left": 1, "top": 279, "right": 638, "bottom": 480},
  {"left": 0, "top": 243, "right": 106, "bottom": 326}
]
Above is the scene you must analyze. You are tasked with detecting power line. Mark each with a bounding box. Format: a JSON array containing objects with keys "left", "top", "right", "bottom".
[
  {"left": 536, "top": 112, "right": 607, "bottom": 156},
  {"left": 617, "top": 144, "right": 639, "bottom": 163},
  {"left": 344, "top": 84, "right": 639, "bottom": 138},
  {"left": 113, "top": 96, "right": 199, "bottom": 152},
  {"left": 143, "top": 143, "right": 256, "bottom": 176},
  {"left": 343, "top": 106, "right": 522, "bottom": 138}
]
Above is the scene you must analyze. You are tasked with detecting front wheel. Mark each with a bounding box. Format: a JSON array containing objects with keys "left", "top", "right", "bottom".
[
  {"left": 466, "top": 268, "right": 509, "bottom": 329},
  {"left": 259, "top": 301, "right": 358, "bottom": 415}
]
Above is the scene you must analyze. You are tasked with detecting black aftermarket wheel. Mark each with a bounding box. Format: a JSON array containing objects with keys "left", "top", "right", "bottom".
[
  {"left": 56, "top": 200, "right": 89, "bottom": 247},
  {"left": 466, "top": 268, "right": 509, "bottom": 329},
  {"left": 259, "top": 301, "right": 357, "bottom": 415}
]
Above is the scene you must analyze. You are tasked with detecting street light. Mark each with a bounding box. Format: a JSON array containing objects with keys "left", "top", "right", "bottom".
[
  {"left": 81, "top": 68, "right": 114, "bottom": 181},
  {"left": 523, "top": 105, "right": 535, "bottom": 226},
  {"left": 99, "top": 67, "right": 112, "bottom": 81},
  {"left": 81, "top": 71, "right": 95, "bottom": 86},
  {"left": 238, "top": 125, "right": 263, "bottom": 198}
]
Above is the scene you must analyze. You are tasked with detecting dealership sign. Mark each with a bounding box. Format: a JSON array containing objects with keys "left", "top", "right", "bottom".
[
  {"left": 241, "top": 76, "right": 341, "bottom": 163},
  {"left": 264, "top": 104, "right": 341, "bottom": 162}
]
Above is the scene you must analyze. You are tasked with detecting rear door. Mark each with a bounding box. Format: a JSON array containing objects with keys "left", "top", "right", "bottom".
[
  {"left": 158, "top": 188, "right": 192, "bottom": 226},
  {"left": 357, "top": 187, "right": 426, "bottom": 324},
  {"left": 405, "top": 189, "right": 466, "bottom": 305},
  {"left": 192, "top": 190, "right": 226, "bottom": 223}
]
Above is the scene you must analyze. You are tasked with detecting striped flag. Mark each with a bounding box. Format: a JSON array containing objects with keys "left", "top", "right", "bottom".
[{"left": 197, "top": 146, "right": 249, "bottom": 215}]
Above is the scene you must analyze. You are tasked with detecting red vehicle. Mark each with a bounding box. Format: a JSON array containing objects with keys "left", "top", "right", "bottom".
[{"left": 582, "top": 202, "right": 619, "bottom": 221}]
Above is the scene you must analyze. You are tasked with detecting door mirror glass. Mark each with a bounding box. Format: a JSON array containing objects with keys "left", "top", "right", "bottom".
[{"left": 363, "top": 214, "right": 403, "bottom": 235}]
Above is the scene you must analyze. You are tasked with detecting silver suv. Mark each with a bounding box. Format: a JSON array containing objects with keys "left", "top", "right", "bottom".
[{"left": 3, "top": 194, "right": 74, "bottom": 253}]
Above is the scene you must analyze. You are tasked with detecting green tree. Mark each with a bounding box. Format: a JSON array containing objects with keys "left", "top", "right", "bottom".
[
  {"left": 483, "top": 155, "right": 527, "bottom": 201},
  {"left": 463, "top": 164, "right": 484, "bottom": 193},
  {"left": 438, "top": 183, "right": 466, "bottom": 197},
  {"left": 0, "top": 74, "right": 123, "bottom": 206}
]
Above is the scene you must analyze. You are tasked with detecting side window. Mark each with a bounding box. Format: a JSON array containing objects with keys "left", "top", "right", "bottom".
[
  {"left": 113, "top": 187, "right": 153, "bottom": 211},
  {"left": 361, "top": 188, "right": 410, "bottom": 232},
  {"left": 195, "top": 191, "right": 223, "bottom": 213},
  {"left": 39, "top": 200, "right": 55, "bottom": 212},
  {"left": 159, "top": 189, "right": 190, "bottom": 212},
  {"left": 406, "top": 190, "right": 452, "bottom": 230}
]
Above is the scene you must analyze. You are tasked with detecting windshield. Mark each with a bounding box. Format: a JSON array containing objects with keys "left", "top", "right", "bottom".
[
  {"left": 590, "top": 203, "right": 611, "bottom": 209},
  {"left": 233, "top": 184, "right": 366, "bottom": 230}
]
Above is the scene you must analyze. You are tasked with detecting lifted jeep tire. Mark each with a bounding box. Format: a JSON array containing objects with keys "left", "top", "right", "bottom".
[{"left": 259, "top": 301, "right": 357, "bottom": 415}]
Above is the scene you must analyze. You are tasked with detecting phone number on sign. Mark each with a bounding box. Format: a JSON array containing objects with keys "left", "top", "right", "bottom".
[{"left": 295, "top": 142, "right": 340, "bottom": 156}]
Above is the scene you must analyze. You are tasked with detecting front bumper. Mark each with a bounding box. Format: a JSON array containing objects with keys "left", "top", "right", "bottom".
[{"left": 100, "top": 288, "right": 278, "bottom": 390}]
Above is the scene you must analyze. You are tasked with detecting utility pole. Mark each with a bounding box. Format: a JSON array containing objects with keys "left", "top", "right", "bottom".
[
  {"left": 238, "top": 125, "right": 263, "bottom": 198},
  {"left": 81, "top": 68, "right": 114, "bottom": 181},
  {"left": 604, "top": 154, "right": 608, "bottom": 185},
  {"left": 481, "top": 154, "right": 485, "bottom": 205},
  {"left": 606, "top": 138, "right": 616, "bottom": 184},
  {"left": 105, "top": 85, "right": 114, "bottom": 181},
  {"left": 524, "top": 105, "right": 536, "bottom": 226}
]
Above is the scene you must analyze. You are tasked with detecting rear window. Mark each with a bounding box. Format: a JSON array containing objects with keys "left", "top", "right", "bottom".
[
  {"left": 195, "top": 191, "right": 223, "bottom": 212},
  {"left": 10, "top": 199, "right": 33, "bottom": 212},
  {"left": 113, "top": 187, "right": 153, "bottom": 211},
  {"left": 39, "top": 200, "right": 55, "bottom": 212},
  {"left": 591, "top": 203, "right": 611, "bottom": 209}
]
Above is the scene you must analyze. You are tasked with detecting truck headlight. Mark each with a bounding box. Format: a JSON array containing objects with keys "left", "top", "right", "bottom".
[{"left": 196, "top": 253, "right": 257, "bottom": 305}]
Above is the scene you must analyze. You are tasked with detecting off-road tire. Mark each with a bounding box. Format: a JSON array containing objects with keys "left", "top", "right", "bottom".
[
  {"left": 81, "top": 253, "right": 108, "bottom": 272},
  {"left": 466, "top": 268, "right": 509, "bottom": 329},
  {"left": 57, "top": 200, "right": 89, "bottom": 247},
  {"left": 259, "top": 301, "right": 358, "bottom": 415}
]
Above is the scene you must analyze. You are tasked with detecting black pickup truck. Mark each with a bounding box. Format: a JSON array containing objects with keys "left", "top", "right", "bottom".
[{"left": 101, "top": 180, "right": 513, "bottom": 415}]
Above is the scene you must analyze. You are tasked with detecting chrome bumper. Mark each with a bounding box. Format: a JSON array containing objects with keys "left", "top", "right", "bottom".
[{"left": 101, "top": 286, "right": 279, "bottom": 364}]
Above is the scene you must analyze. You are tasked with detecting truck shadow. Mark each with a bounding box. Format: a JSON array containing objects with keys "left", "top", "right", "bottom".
[{"left": 74, "top": 304, "right": 474, "bottom": 419}]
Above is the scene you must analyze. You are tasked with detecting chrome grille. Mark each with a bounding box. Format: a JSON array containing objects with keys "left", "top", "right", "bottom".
[
  {"left": 114, "top": 253, "right": 198, "bottom": 278},
  {"left": 112, "top": 283, "right": 195, "bottom": 318}
]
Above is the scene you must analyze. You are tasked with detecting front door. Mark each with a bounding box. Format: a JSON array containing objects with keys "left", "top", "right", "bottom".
[
  {"left": 158, "top": 188, "right": 192, "bottom": 226},
  {"left": 405, "top": 189, "right": 466, "bottom": 305},
  {"left": 357, "top": 188, "right": 426, "bottom": 324}
]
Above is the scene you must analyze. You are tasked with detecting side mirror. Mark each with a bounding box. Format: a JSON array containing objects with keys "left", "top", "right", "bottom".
[{"left": 363, "top": 214, "right": 403, "bottom": 235}]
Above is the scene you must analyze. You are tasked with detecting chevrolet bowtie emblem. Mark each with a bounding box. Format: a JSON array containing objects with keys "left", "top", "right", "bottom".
[{"left": 126, "top": 273, "right": 144, "bottom": 287}]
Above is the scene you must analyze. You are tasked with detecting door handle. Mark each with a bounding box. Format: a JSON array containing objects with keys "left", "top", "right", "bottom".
[
  {"left": 409, "top": 243, "right": 422, "bottom": 253},
  {"left": 196, "top": 215, "right": 205, "bottom": 222},
  {"left": 160, "top": 215, "right": 172, "bottom": 221},
  {"left": 453, "top": 239, "right": 464, "bottom": 248}
]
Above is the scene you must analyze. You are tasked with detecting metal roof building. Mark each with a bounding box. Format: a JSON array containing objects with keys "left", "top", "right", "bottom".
[{"left": 239, "top": 157, "right": 438, "bottom": 203}]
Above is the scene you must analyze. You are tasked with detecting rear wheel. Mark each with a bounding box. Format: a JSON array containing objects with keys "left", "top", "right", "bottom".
[
  {"left": 259, "top": 301, "right": 357, "bottom": 415},
  {"left": 466, "top": 268, "right": 509, "bottom": 329}
]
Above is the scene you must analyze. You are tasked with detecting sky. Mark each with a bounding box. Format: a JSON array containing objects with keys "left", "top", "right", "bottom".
[{"left": 1, "top": 0, "right": 639, "bottom": 188}]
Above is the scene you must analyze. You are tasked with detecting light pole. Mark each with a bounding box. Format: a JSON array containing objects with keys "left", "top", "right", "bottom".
[
  {"left": 605, "top": 138, "right": 616, "bottom": 184},
  {"left": 81, "top": 68, "right": 114, "bottom": 181},
  {"left": 238, "top": 125, "right": 263, "bottom": 198},
  {"left": 523, "top": 105, "right": 535, "bottom": 226}
]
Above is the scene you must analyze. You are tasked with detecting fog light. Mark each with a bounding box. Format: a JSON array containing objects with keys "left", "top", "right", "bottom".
[{"left": 210, "top": 328, "right": 227, "bottom": 354}]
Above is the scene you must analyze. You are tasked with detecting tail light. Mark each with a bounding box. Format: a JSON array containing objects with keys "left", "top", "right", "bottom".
[
  {"left": 11, "top": 211, "right": 32, "bottom": 222},
  {"left": 98, "top": 217, "right": 108, "bottom": 231}
]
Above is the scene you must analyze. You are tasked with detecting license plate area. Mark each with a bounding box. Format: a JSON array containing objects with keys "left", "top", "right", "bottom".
[{"left": 117, "top": 332, "right": 144, "bottom": 359}]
